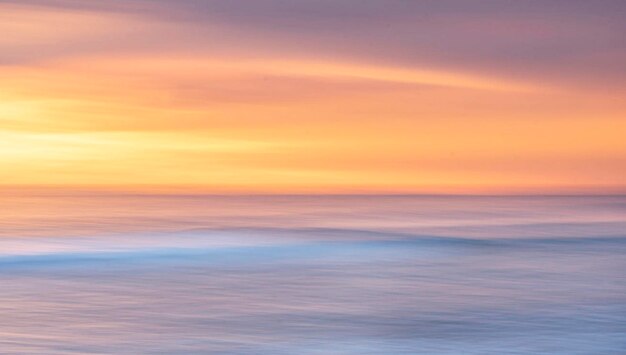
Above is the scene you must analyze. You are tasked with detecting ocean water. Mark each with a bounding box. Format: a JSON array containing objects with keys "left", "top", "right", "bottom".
[{"left": 0, "top": 194, "right": 625, "bottom": 354}]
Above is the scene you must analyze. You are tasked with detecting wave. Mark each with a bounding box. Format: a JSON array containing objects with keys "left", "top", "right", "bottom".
[{"left": 2, "top": 228, "right": 625, "bottom": 270}]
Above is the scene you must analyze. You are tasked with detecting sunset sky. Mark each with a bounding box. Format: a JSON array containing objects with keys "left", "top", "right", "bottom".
[{"left": 1, "top": 0, "right": 625, "bottom": 193}]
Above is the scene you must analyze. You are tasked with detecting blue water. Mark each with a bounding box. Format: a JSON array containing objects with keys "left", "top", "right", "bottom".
[{"left": 1, "top": 194, "right": 625, "bottom": 354}]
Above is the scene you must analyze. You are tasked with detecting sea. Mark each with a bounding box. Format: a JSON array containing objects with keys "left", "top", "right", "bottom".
[{"left": 1, "top": 193, "right": 625, "bottom": 354}]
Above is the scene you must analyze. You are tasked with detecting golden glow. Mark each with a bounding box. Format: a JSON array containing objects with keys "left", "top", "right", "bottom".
[{"left": 1, "top": 3, "right": 625, "bottom": 193}]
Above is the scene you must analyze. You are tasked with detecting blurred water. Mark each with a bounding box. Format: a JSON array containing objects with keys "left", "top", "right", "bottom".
[{"left": 0, "top": 194, "right": 625, "bottom": 354}]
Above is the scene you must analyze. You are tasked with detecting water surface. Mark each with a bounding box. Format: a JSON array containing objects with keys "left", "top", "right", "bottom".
[{"left": 1, "top": 194, "right": 625, "bottom": 354}]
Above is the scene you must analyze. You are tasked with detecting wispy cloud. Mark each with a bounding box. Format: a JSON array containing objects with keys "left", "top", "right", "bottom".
[{"left": 0, "top": 1, "right": 624, "bottom": 192}]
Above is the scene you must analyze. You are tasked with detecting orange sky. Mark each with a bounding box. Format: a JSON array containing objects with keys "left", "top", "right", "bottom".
[{"left": 1, "top": 2, "right": 625, "bottom": 193}]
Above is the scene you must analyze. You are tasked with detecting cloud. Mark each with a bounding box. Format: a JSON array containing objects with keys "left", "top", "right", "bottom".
[
  {"left": 1, "top": 0, "right": 625, "bottom": 192},
  {"left": 1, "top": 0, "right": 625, "bottom": 89}
]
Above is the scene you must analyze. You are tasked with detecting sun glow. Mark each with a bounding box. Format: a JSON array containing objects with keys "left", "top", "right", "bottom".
[{"left": 0, "top": 2, "right": 624, "bottom": 193}]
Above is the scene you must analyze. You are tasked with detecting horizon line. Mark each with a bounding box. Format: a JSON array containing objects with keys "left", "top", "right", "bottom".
[{"left": 1, "top": 184, "right": 625, "bottom": 197}]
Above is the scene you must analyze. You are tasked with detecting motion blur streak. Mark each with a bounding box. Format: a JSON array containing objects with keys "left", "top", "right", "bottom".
[
  {"left": 1, "top": 1, "right": 625, "bottom": 193},
  {"left": 1, "top": 194, "right": 625, "bottom": 353},
  {"left": 1, "top": 1, "right": 626, "bottom": 353}
]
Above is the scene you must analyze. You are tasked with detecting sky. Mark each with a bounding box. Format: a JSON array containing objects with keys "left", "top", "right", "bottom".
[{"left": 1, "top": 0, "right": 625, "bottom": 193}]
